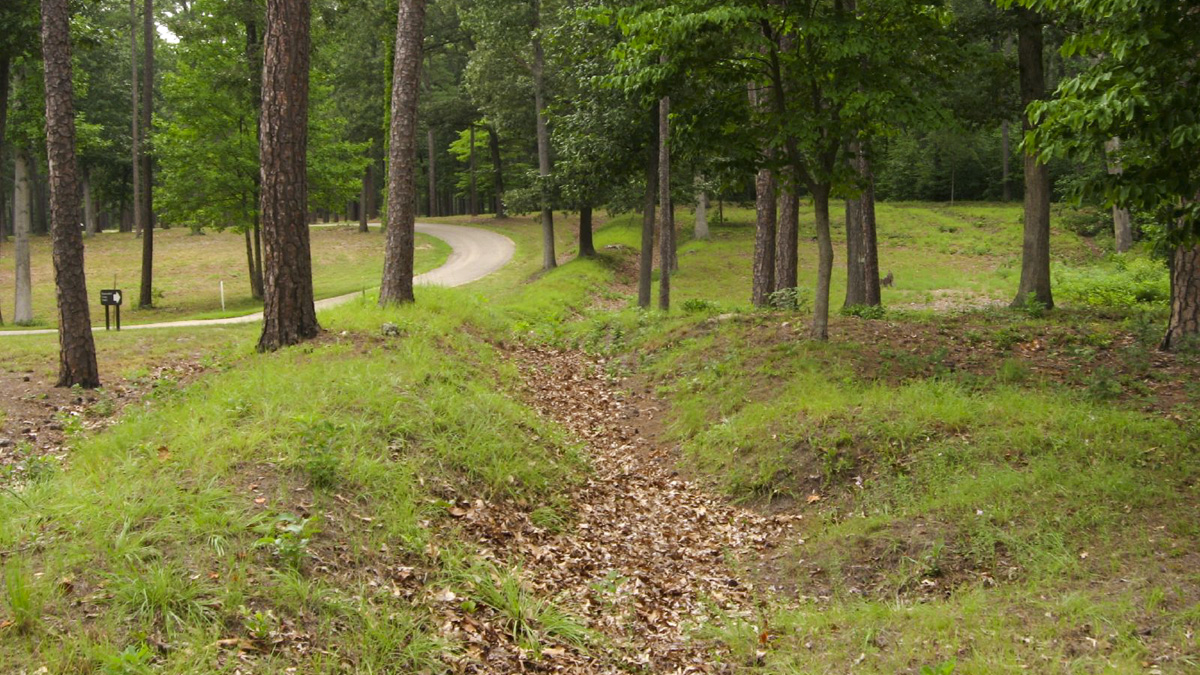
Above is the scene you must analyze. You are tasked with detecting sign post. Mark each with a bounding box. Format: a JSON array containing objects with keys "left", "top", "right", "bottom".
[{"left": 100, "top": 289, "right": 123, "bottom": 331}]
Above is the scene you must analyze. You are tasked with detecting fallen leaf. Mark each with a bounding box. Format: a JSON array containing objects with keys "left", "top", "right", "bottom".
[{"left": 806, "top": 494, "right": 822, "bottom": 504}]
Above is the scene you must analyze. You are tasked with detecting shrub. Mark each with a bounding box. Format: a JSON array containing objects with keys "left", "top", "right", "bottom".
[{"left": 840, "top": 303, "right": 886, "bottom": 320}]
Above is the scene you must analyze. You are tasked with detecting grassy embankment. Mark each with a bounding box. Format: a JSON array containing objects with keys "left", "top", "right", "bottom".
[
  {"left": 0, "top": 225, "right": 450, "bottom": 329},
  {"left": 2, "top": 202, "right": 1197, "bottom": 673}
]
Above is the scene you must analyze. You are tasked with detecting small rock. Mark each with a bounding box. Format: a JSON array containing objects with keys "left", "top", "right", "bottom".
[{"left": 381, "top": 322, "right": 401, "bottom": 337}]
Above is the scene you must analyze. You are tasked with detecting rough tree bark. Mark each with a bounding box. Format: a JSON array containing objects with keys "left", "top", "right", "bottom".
[
  {"left": 379, "top": 0, "right": 426, "bottom": 305},
  {"left": 14, "top": 149, "right": 32, "bottom": 324},
  {"left": 488, "top": 123, "right": 505, "bottom": 218},
  {"left": 1012, "top": 8, "right": 1053, "bottom": 309},
  {"left": 752, "top": 164, "right": 776, "bottom": 307},
  {"left": 658, "top": 92, "right": 672, "bottom": 311},
  {"left": 531, "top": 10, "right": 555, "bottom": 271},
  {"left": 578, "top": 204, "right": 595, "bottom": 258},
  {"left": 41, "top": 0, "right": 100, "bottom": 387},
  {"left": 811, "top": 184, "right": 834, "bottom": 340},
  {"left": 637, "top": 102, "right": 658, "bottom": 308},
  {"left": 1104, "top": 138, "right": 1133, "bottom": 253},
  {"left": 844, "top": 143, "right": 881, "bottom": 307},
  {"left": 694, "top": 186, "right": 709, "bottom": 240},
  {"left": 775, "top": 172, "right": 798, "bottom": 292},
  {"left": 1163, "top": 243, "right": 1200, "bottom": 351},
  {"left": 257, "top": 0, "right": 318, "bottom": 351},
  {"left": 138, "top": 0, "right": 154, "bottom": 308}
]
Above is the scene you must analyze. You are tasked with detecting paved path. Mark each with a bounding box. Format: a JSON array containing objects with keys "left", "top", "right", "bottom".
[{"left": 0, "top": 222, "right": 514, "bottom": 337}]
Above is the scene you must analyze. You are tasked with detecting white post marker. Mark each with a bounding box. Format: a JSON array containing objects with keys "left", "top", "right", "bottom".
[{"left": 220, "top": 281, "right": 225, "bottom": 311}]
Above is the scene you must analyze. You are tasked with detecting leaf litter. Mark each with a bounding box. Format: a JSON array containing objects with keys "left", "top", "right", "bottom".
[{"left": 430, "top": 344, "right": 802, "bottom": 673}]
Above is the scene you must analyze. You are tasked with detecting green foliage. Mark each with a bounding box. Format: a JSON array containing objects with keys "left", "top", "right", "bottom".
[
  {"left": 681, "top": 298, "right": 719, "bottom": 314},
  {"left": 3, "top": 559, "right": 41, "bottom": 633},
  {"left": 255, "top": 514, "right": 321, "bottom": 569},
  {"left": 1053, "top": 256, "right": 1169, "bottom": 309},
  {"left": 840, "top": 304, "right": 886, "bottom": 320}
]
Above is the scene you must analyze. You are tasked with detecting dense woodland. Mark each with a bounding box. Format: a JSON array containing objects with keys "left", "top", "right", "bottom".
[{"left": 0, "top": 0, "right": 1198, "bottom": 374}]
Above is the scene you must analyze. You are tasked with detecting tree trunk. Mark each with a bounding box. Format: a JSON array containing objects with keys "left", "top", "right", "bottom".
[
  {"left": 129, "top": 0, "right": 141, "bottom": 238},
  {"left": 844, "top": 143, "right": 881, "bottom": 307},
  {"left": 532, "top": 21, "right": 555, "bottom": 271},
  {"left": 578, "top": 204, "right": 595, "bottom": 258},
  {"left": 82, "top": 170, "right": 97, "bottom": 236},
  {"left": 1001, "top": 120, "right": 1011, "bottom": 201},
  {"left": 638, "top": 102, "right": 658, "bottom": 308},
  {"left": 1163, "top": 244, "right": 1200, "bottom": 351},
  {"left": 359, "top": 163, "right": 370, "bottom": 232},
  {"left": 1012, "top": 8, "right": 1053, "bottom": 309},
  {"left": 243, "top": 226, "right": 259, "bottom": 299},
  {"left": 379, "top": 0, "right": 426, "bottom": 305},
  {"left": 41, "top": 0, "right": 100, "bottom": 387},
  {"left": 694, "top": 187, "right": 709, "bottom": 240},
  {"left": 14, "top": 149, "right": 33, "bottom": 324},
  {"left": 658, "top": 92, "right": 672, "bottom": 311},
  {"left": 811, "top": 184, "right": 834, "bottom": 340},
  {"left": 426, "top": 127, "right": 436, "bottom": 217},
  {"left": 257, "top": 0, "right": 318, "bottom": 351},
  {"left": 468, "top": 124, "right": 479, "bottom": 217},
  {"left": 1105, "top": 137, "right": 1133, "bottom": 253},
  {"left": 775, "top": 173, "right": 798, "bottom": 292},
  {"left": 138, "top": 0, "right": 154, "bottom": 308},
  {"left": 751, "top": 165, "right": 776, "bottom": 307},
  {"left": 488, "top": 123, "right": 505, "bottom": 218}
]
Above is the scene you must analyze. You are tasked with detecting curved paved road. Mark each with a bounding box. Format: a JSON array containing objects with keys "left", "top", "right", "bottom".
[{"left": 0, "top": 222, "right": 514, "bottom": 337}]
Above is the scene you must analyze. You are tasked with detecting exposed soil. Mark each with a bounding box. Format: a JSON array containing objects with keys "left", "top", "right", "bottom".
[{"left": 0, "top": 362, "right": 208, "bottom": 488}]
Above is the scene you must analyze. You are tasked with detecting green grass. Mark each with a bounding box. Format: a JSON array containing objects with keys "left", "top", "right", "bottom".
[
  {"left": 0, "top": 290, "right": 586, "bottom": 672},
  {"left": 2, "top": 201, "right": 1194, "bottom": 672},
  {"left": 0, "top": 225, "right": 450, "bottom": 329}
]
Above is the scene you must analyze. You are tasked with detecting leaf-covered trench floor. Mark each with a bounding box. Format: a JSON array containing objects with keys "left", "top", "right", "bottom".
[{"left": 431, "top": 344, "right": 801, "bottom": 672}]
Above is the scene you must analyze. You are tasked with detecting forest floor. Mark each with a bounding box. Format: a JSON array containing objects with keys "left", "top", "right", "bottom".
[{"left": 1, "top": 203, "right": 1197, "bottom": 674}]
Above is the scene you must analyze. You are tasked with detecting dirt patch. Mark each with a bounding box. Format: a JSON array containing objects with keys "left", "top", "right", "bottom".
[{"left": 0, "top": 361, "right": 209, "bottom": 488}]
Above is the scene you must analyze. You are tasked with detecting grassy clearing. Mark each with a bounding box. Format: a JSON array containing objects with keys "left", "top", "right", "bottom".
[
  {"left": 2, "top": 202, "right": 1194, "bottom": 672},
  {"left": 468, "top": 203, "right": 1197, "bottom": 672},
  {"left": 0, "top": 225, "right": 450, "bottom": 329},
  {"left": 0, "top": 290, "right": 585, "bottom": 672}
]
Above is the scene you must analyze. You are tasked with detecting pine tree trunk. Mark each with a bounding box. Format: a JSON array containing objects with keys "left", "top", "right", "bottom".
[
  {"left": 129, "top": 0, "right": 141, "bottom": 238},
  {"left": 1163, "top": 243, "right": 1200, "bottom": 351},
  {"left": 257, "top": 0, "right": 318, "bottom": 351},
  {"left": 488, "top": 123, "right": 505, "bottom": 218},
  {"left": 638, "top": 103, "right": 657, "bottom": 309},
  {"left": 658, "top": 92, "right": 672, "bottom": 311},
  {"left": 578, "top": 204, "right": 595, "bottom": 258},
  {"left": 138, "top": 0, "right": 155, "bottom": 307},
  {"left": 359, "top": 163, "right": 370, "bottom": 232},
  {"left": 844, "top": 143, "right": 881, "bottom": 307},
  {"left": 532, "top": 20, "right": 555, "bottom": 271},
  {"left": 468, "top": 124, "right": 478, "bottom": 217},
  {"left": 775, "top": 174, "right": 798, "bottom": 292},
  {"left": 752, "top": 165, "right": 776, "bottom": 307},
  {"left": 379, "top": 0, "right": 425, "bottom": 305},
  {"left": 694, "top": 187, "right": 709, "bottom": 240},
  {"left": 41, "top": 0, "right": 100, "bottom": 387},
  {"left": 811, "top": 184, "right": 834, "bottom": 340},
  {"left": 1012, "top": 8, "right": 1053, "bottom": 309},
  {"left": 14, "top": 149, "right": 33, "bottom": 324}
]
